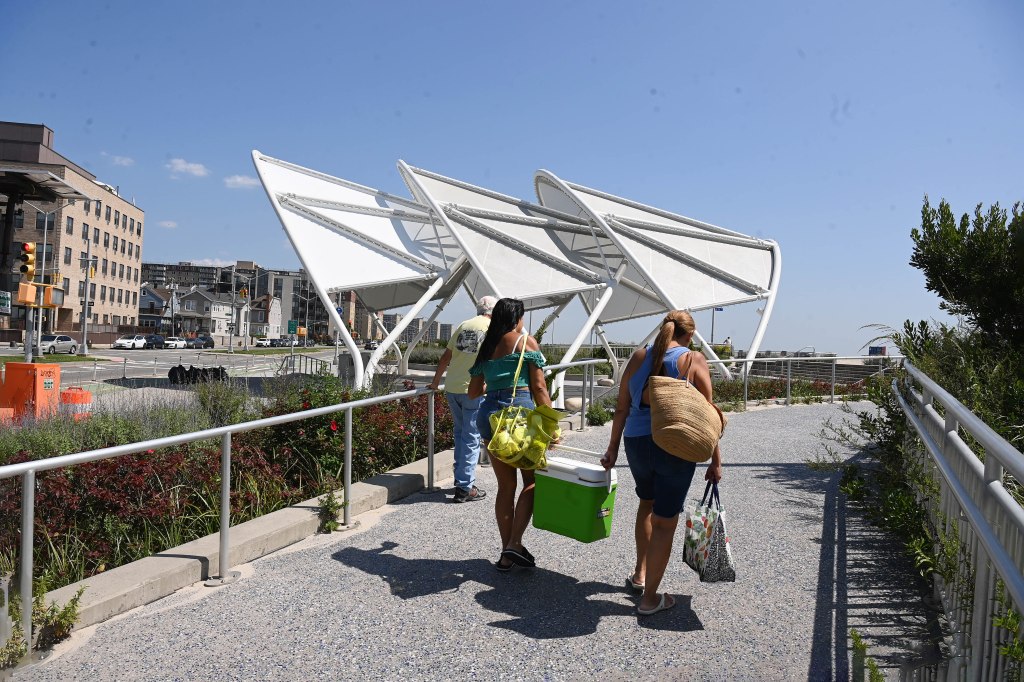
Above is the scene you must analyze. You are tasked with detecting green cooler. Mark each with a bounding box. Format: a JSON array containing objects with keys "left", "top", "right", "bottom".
[{"left": 533, "top": 455, "right": 618, "bottom": 543}]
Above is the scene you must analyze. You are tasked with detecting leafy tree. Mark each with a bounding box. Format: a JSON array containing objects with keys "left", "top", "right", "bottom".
[{"left": 910, "top": 197, "right": 1024, "bottom": 347}]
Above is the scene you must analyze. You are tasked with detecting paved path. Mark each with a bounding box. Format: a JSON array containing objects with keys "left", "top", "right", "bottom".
[{"left": 18, "top": 403, "right": 933, "bottom": 681}]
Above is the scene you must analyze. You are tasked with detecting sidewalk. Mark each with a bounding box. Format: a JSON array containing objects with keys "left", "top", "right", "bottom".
[{"left": 16, "top": 403, "right": 932, "bottom": 680}]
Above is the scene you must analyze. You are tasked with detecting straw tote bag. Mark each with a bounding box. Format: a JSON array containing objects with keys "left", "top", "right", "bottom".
[{"left": 648, "top": 353, "right": 727, "bottom": 463}]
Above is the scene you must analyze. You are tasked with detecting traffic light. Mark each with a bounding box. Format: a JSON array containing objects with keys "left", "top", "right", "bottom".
[
  {"left": 19, "top": 243, "right": 36, "bottom": 279},
  {"left": 239, "top": 287, "right": 248, "bottom": 299}
]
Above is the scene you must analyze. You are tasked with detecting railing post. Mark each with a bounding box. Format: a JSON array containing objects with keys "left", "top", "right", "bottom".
[
  {"left": 830, "top": 358, "right": 836, "bottom": 403},
  {"left": 580, "top": 365, "right": 588, "bottom": 432},
  {"left": 343, "top": 407, "right": 353, "bottom": 527},
  {"left": 20, "top": 470, "right": 35, "bottom": 646},
  {"left": 426, "top": 392, "right": 436, "bottom": 491},
  {"left": 93, "top": 360, "right": 98, "bottom": 382},
  {"left": 122, "top": 358, "right": 127, "bottom": 379},
  {"left": 205, "top": 432, "right": 240, "bottom": 586},
  {"left": 743, "top": 361, "right": 749, "bottom": 406},
  {"left": 786, "top": 359, "right": 791, "bottom": 405},
  {"left": 152, "top": 357, "right": 157, "bottom": 377}
]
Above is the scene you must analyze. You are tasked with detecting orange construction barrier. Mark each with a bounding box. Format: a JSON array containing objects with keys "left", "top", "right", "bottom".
[
  {"left": 60, "top": 386, "right": 93, "bottom": 421},
  {"left": 0, "top": 362, "right": 61, "bottom": 421}
]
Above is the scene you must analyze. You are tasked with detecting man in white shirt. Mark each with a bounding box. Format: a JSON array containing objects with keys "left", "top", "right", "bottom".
[{"left": 428, "top": 296, "right": 497, "bottom": 502}]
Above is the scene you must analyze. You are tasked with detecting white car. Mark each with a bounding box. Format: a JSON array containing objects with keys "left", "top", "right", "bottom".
[
  {"left": 165, "top": 336, "right": 187, "bottom": 349},
  {"left": 35, "top": 334, "right": 79, "bottom": 355},
  {"left": 113, "top": 334, "right": 147, "bottom": 350},
  {"left": 255, "top": 338, "right": 271, "bottom": 347}
]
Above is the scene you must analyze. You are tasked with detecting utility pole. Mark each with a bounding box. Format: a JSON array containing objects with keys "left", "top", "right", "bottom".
[
  {"left": 228, "top": 269, "right": 236, "bottom": 353},
  {"left": 78, "top": 240, "right": 96, "bottom": 356}
]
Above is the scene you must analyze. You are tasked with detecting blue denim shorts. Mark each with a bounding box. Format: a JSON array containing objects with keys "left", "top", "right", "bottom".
[
  {"left": 477, "top": 387, "right": 535, "bottom": 441},
  {"left": 624, "top": 434, "right": 697, "bottom": 518}
]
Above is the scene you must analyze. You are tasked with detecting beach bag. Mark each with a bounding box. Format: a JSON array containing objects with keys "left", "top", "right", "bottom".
[
  {"left": 648, "top": 354, "right": 727, "bottom": 462},
  {"left": 683, "top": 482, "right": 736, "bottom": 583},
  {"left": 488, "top": 334, "right": 560, "bottom": 469}
]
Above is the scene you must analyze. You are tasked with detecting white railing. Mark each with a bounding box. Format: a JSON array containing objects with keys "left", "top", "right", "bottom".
[
  {"left": 0, "top": 357, "right": 604, "bottom": 657},
  {"left": 894, "top": 362, "right": 1024, "bottom": 680},
  {"left": 730, "top": 355, "right": 902, "bottom": 404}
]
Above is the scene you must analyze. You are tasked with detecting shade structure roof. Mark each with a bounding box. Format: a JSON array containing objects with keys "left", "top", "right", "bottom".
[
  {"left": 253, "top": 150, "right": 781, "bottom": 384},
  {"left": 252, "top": 152, "right": 468, "bottom": 312},
  {"left": 534, "top": 171, "right": 777, "bottom": 321},
  {"left": 398, "top": 163, "right": 606, "bottom": 312}
]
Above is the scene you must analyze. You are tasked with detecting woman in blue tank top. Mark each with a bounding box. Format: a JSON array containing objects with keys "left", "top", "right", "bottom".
[{"left": 601, "top": 310, "right": 724, "bottom": 616}]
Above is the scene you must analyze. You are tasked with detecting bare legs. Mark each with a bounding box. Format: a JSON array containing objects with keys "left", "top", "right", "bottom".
[
  {"left": 632, "top": 499, "right": 654, "bottom": 585},
  {"left": 488, "top": 446, "right": 535, "bottom": 556},
  {"left": 637, "top": 512, "right": 679, "bottom": 611}
]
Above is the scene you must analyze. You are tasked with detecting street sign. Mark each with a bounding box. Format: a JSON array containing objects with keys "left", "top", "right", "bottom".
[
  {"left": 288, "top": 320, "right": 298, "bottom": 334},
  {"left": 714, "top": 307, "right": 724, "bottom": 312},
  {"left": 335, "top": 306, "right": 343, "bottom": 315},
  {"left": 0, "top": 291, "right": 10, "bottom": 316}
]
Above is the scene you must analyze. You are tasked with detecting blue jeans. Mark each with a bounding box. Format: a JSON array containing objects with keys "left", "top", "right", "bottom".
[
  {"left": 447, "top": 392, "right": 483, "bottom": 492},
  {"left": 477, "top": 387, "right": 535, "bottom": 441},
  {"left": 624, "top": 434, "right": 697, "bottom": 518}
]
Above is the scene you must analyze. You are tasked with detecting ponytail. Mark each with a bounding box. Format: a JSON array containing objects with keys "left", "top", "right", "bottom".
[{"left": 648, "top": 310, "right": 696, "bottom": 374}]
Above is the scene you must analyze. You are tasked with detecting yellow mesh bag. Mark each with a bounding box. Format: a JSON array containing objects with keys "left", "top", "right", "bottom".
[{"left": 486, "top": 335, "right": 561, "bottom": 470}]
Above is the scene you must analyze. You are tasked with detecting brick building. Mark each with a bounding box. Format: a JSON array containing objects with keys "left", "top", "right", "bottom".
[{"left": 0, "top": 122, "right": 144, "bottom": 335}]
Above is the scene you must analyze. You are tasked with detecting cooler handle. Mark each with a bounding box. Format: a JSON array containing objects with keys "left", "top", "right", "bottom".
[{"left": 550, "top": 444, "right": 614, "bottom": 493}]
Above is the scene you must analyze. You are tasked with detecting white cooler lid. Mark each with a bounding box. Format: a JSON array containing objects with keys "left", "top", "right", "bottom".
[{"left": 541, "top": 456, "right": 617, "bottom": 485}]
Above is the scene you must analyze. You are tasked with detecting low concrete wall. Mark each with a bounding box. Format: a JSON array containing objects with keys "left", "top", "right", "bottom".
[{"left": 46, "top": 449, "right": 455, "bottom": 629}]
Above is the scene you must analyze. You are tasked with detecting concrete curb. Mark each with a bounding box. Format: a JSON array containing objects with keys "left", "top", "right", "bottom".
[{"left": 46, "top": 448, "right": 455, "bottom": 629}]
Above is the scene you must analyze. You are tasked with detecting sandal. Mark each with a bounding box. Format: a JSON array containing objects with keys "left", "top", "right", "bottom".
[
  {"left": 494, "top": 557, "right": 514, "bottom": 572},
  {"left": 637, "top": 593, "right": 675, "bottom": 616},
  {"left": 626, "top": 574, "right": 645, "bottom": 592},
  {"left": 502, "top": 547, "right": 535, "bottom": 568}
]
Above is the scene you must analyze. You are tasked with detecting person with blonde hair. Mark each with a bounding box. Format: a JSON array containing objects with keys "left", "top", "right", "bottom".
[{"left": 601, "top": 310, "right": 724, "bottom": 615}]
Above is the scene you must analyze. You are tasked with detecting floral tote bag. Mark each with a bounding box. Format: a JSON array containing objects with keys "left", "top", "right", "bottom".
[{"left": 683, "top": 482, "right": 736, "bottom": 583}]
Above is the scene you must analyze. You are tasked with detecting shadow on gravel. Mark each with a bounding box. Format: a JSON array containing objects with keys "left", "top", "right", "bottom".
[
  {"left": 739, "top": 456, "right": 942, "bottom": 677},
  {"left": 333, "top": 541, "right": 704, "bottom": 639}
]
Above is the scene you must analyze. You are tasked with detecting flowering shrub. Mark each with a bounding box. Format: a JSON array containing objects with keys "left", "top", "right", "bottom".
[{"left": 258, "top": 374, "right": 453, "bottom": 484}]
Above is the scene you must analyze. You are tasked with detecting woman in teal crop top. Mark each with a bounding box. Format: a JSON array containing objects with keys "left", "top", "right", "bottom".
[{"left": 468, "top": 297, "right": 556, "bottom": 572}]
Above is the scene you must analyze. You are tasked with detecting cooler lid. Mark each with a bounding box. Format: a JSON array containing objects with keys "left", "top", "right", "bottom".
[{"left": 541, "top": 456, "right": 617, "bottom": 485}]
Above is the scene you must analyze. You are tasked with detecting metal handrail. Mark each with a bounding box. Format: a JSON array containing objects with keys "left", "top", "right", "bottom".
[
  {"left": 1, "top": 356, "right": 605, "bottom": 652},
  {"left": 893, "top": 362, "right": 1024, "bottom": 679},
  {"left": 0, "top": 384, "right": 436, "bottom": 648}
]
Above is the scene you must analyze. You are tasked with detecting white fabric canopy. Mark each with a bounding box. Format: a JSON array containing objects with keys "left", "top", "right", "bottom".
[{"left": 253, "top": 151, "right": 781, "bottom": 385}]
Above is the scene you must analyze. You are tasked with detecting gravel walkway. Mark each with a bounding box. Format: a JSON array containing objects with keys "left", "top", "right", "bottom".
[{"left": 17, "top": 402, "right": 928, "bottom": 681}]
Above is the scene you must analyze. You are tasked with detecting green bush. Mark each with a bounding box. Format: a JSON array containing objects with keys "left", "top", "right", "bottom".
[
  {"left": 406, "top": 345, "right": 446, "bottom": 365},
  {"left": 585, "top": 402, "right": 612, "bottom": 426}
]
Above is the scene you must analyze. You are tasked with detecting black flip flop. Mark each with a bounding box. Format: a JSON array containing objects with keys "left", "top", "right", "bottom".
[
  {"left": 494, "top": 557, "right": 514, "bottom": 572},
  {"left": 502, "top": 547, "right": 535, "bottom": 568}
]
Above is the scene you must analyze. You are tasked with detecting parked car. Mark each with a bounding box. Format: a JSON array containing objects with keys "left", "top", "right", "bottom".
[
  {"left": 364, "top": 340, "right": 379, "bottom": 350},
  {"left": 185, "top": 336, "right": 215, "bottom": 349},
  {"left": 35, "top": 334, "right": 78, "bottom": 355},
  {"left": 255, "top": 338, "right": 271, "bottom": 347},
  {"left": 164, "top": 337, "right": 187, "bottom": 349},
  {"left": 113, "top": 334, "right": 147, "bottom": 350},
  {"left": 144, "top": 334, "right": 165, "bottom": 349}
]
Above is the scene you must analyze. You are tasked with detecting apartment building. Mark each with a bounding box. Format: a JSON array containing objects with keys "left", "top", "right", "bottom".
[
  {"left": 141, "top": 262, "right": 220, "bottom": 290},
  {"left": 0, "top": 122, "right": 145, "bottom": 334}
]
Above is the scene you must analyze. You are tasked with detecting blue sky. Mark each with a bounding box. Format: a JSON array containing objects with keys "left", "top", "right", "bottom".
[{"left": 5, "top": 1, "right": 1022, "bottom": 353}]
